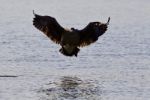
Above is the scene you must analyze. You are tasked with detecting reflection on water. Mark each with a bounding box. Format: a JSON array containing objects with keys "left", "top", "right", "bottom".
[
  {"left": 39, "top": 76, "right": 102, "bottom": 100},
  {"left": 60, "top": 76, "right": 82, "bottom": 99}
]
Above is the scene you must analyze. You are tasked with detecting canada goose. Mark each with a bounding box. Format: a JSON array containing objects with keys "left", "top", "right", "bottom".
[{"left": 33, "top": 11, "right": 110, "bottom": 57}]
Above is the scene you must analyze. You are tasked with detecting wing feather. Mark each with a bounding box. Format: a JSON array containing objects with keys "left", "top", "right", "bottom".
[
  {"left": 33, "top": 12, "right": 65, "bottom": 44},
  {"left": 78, "top": 17, "right": 110, "bottom": 47}
]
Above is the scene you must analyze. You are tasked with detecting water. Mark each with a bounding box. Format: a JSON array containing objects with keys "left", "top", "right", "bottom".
[{"left": 0, "top": 0, "right": 150, "bottom": 100}]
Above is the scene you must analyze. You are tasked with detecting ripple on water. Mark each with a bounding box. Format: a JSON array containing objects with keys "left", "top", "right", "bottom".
[{"left": 38, "top": 76, "right": 102, "bottom": 100}]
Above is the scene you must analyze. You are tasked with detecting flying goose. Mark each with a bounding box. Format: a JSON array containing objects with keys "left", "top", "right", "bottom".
[{"left": 33, "top": 11, "right": 110, "bottom": 57}]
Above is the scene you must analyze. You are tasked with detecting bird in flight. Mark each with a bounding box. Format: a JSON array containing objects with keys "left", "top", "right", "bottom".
[{"left": 33, "top": 11, "right": 110, "bottom": 57}]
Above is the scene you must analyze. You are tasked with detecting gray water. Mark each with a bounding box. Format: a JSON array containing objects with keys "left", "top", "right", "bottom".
[{"left": 0, "top": 0, "right": 150, "bottom": 100}]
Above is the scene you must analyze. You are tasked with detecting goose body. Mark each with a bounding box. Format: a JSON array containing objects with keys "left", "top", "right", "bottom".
[{"left": 33, "top": 11, "right": 110, "bottom": 57}]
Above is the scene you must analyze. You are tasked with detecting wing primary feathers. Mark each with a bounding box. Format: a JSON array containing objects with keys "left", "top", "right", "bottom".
[{"left": 33, "top": 11, "right": 66, "bottom": 44}]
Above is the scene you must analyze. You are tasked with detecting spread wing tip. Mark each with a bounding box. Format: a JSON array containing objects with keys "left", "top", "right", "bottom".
[
  {"left": 33, "top": 10, "right": 38, "bottom": 16},
  {"left": 33, "top": 10, "right": 35, "bottom": 15},
  {"left": 32, "top": 10, "right": 41, "bottom": 19},
  {"left": 32, "top": 11, "right": 41, "bottom": 27},
  {"left": 106, "top": 17, "right": 110, "bottom": 25}
]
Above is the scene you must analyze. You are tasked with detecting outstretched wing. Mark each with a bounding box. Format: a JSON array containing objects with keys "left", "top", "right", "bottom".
[
  {"left": 78, "top": 17, "right": 110, "bottom": 47},
  {"left": 33, "top": 11, "right": 65, "bottom": 44}
]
